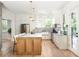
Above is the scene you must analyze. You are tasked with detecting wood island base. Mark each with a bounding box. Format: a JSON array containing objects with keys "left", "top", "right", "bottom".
[{"left": 15, "top": 37, "right": 42, "bottom": 55}]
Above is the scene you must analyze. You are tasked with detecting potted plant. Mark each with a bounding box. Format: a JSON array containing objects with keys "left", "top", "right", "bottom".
[{"left": 8, "top": 28, "right": 11, "bottom": 34}]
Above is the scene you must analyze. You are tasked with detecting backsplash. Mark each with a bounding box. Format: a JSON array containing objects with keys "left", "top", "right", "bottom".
[{"left": 32, "top": 27, "right": 53, "bottom": 33}]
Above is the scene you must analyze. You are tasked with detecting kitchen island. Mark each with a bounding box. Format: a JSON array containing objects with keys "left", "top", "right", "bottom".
[{"left": 14, "top": 33, "right": 42, "bottom": 55}]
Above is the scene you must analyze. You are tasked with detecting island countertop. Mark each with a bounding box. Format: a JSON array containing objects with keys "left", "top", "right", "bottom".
[{"left": 14, "top": 33, "right": 42, "bottom": 39}]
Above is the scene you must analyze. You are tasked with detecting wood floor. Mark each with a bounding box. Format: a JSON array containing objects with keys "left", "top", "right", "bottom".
[{"left": 0, "top": 39, "right": 77, "bottom": 57}]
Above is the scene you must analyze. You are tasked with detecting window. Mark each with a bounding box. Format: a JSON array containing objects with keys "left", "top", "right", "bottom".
[
  {"left": 63, "top": 14, "right": 68, "bottom": 35},
  {"left": 71, "top": 12, "right": 78, "bottom": 49},
  {"left": 2, "top": 20, "right": 11, "bottom": 32},
  {"left": 2, "top": 20, "right": 8, "bottom": 32},
  {"left": 35, "top": 18, "right": 55, "bottom": 28},
  {"left": 71, "top": 13, "right": 77, "bottom": 33},
  {"left": 35, "top": 20, "right": 42, "bottom": 28}
]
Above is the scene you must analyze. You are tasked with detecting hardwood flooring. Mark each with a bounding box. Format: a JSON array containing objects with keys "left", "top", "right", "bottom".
[{"left": 0, "top": 39, "right": 77, "bottom": 57}]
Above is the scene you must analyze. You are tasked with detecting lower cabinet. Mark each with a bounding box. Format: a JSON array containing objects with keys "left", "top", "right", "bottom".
[
  {"left": 26, "top": 38, "right": 33, "bottom": 55},
  {"left": 16, "top": 37, "right": 25, "bottom": 55},
  {"left": 15, "top": 37, "right": 42, "bottom": 55},
  {"left": 52, "top": 33, "right": 68, "bottom": 49},
  {"left": 33, "top": 38, "right": 42, "bottom": 55}
]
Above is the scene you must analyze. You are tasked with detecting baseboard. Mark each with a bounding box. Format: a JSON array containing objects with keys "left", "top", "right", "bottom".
[
  {"left": 68, "top": 48, "right": 79, "bottom": 57},
  {"left": 1, "top": 46, "right": 12, "bottom": 53},
  {"left": 42, "top": 39, "right": 51, "bottom": 41}
]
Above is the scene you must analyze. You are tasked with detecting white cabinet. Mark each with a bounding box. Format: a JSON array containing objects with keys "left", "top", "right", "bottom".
[
  {"left": 52, "top": 33, "right": 68, "bottom": 49},
  {"left": 42, "top": 32, "right": 51, "bottom": 40}
]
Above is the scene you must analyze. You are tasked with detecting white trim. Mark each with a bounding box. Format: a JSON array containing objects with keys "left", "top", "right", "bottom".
[{"left": 68, "top": 48, "right": 79, "bottom": 56}]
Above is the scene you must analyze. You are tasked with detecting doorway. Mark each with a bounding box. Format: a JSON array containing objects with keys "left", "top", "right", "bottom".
[
  {"left": 1, "top": 19, "right": 12, "bottom": 52},
  {"left": 71, "top": 13, "right": 78, "bottom": 50},
  {"left": 2, "top": 19, "right": 11, "bottom": 41}
]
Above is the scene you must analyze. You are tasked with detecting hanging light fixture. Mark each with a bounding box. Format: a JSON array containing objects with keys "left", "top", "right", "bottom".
[{"left": 29, "top": 1, "right": 36, "bottom": 21}]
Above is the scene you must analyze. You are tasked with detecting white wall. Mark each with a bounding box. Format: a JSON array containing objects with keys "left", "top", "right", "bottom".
[
  {"left": 52, "top": 10, "right": 63, "bottom": 29},
  {"left": 0, "top": 2, "right": 2, "bottom": 50},
  {"left": 15, "top": 14, "right": 31, "bottom": 34}
]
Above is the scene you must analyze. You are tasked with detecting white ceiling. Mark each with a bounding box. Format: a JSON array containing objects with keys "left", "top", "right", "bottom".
[{"left": 2, "top": 1, "right": 70, "bottom": 14}]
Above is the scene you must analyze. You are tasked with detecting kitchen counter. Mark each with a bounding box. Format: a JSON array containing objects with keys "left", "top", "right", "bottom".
[
  {"left": 52, "top": 33, "right": 68, "bottom": 49},
  {"left": 14, "top": 33, "right": 42, "bottom": 55},
  {"left": 14, "top": 33, "right": 42, "bottom": 38}
]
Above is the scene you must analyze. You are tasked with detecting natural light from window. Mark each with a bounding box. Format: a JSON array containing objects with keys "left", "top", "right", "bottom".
[{"left": 35, "top": 18, "right": 55, "bottom": 28}]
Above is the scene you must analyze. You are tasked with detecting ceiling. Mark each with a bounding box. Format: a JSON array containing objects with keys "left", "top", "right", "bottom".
[{"left": 1, "top": 1, "right": 70, "bottom": 14}]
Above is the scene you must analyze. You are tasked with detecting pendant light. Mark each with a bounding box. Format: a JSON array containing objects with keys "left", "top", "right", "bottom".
[{"left": 29, "top": 1, "right": 36, "bottom": 21}]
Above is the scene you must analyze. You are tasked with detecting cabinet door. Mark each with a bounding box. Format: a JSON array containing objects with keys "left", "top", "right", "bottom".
[
  {"left": 33, "top": 38, "right": 42, "bottom": 55},
  {"left": 26, "top": 38, "right": 33, "bottom": 55},
  {"left": 16, "top": 37, "right": 25, "bottom": 55}
]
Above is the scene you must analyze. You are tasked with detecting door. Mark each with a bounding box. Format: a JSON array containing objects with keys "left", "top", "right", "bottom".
[{"left": 71, "top": 13, "right": 78, "bottom": 50}]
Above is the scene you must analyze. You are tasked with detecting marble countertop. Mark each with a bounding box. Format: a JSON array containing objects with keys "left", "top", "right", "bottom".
[{"left": 14, "top": 33, "right": 42, "bottom": 38}]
